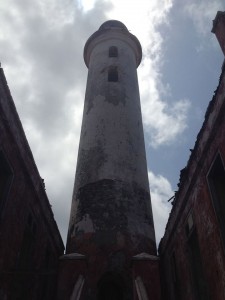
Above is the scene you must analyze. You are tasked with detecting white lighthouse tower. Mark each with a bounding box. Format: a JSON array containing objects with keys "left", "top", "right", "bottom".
[{"left": 58, "top": 20, "right": 161, "bottom": 300}]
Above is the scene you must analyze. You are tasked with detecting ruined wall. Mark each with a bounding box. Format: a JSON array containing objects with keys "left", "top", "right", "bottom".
[
  {"left": 0, "top": 68, "right": 64, "bottom": 299},
  {"left": 159, "top": 64, "right": 225, "bottom": 300}
]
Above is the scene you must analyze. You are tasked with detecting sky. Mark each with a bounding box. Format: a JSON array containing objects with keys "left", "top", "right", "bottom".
[{"left": 0, "top": 0, "right": 225, "bottom": 246}]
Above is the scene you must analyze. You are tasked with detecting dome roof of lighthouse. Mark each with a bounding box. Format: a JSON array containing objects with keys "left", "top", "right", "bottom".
[
  {"left": 84, "top": 20, "right": 142, "bottom": 68},
  {"left": 99, "top": 20, "right": 128, "bottom": 31}
]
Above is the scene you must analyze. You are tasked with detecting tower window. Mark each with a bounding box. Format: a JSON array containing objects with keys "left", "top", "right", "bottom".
[
  {"left": 108, "top": 67, "right": 118, "bottom": 82},
  {"left": 109, "top": 46, "right": 118, "bottom": 57}
]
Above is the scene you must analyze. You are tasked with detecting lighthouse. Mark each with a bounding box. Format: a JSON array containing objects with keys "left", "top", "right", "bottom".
[{"left": 58, "top": 20, "right": 161, "bottom": 300}]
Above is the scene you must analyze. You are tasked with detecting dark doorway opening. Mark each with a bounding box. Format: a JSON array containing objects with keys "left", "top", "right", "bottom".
[{"left": 97, "top": 272, "right": 124, "bottom": 300}]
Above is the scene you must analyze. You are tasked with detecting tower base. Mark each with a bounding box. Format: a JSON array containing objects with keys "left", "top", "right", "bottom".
[
  {"left": 132, "top": 253, "right": 161, "bottom": 300},
  {"left": 57, "top": 253, "right": 87, "bottom": 300},
  {"left": 57, "top": 252, "right": 161, "bottom": 300}
]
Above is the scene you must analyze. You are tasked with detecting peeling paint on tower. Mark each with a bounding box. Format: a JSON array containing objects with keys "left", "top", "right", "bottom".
[{"left": 58, "top": 20, "right": 160, "bottom": 299}]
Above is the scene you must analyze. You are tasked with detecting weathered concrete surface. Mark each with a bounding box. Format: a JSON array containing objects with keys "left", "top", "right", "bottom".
[
  {"left": 67, "top": 21, "right": 156, "bottom": 256},
  {"left": 75, "top": 39, "right": 149, "bottom": 193},
  {"left": 65, "top": 20, "right": 157, "bottom": 299},
  {"left": 67, "top": 179, "right": 155, "bottom": 255},
  {"left": 66, "top": 179, "right": 156, "bottom": 298}
]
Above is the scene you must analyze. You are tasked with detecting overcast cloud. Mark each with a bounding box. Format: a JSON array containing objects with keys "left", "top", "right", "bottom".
[{"left": 0, "top": 0, "right": 224, "bottom": 246}]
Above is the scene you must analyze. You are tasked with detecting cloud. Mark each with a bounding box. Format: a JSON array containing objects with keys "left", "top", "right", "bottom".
[
  {"left": 140, "top": 60, "right": 190, "bottom": 147},
  {"left": 0, "top": 0, "right": 188, "bottom": 243},
  {"left": 0, "top": 0, "right": 113, "bottom": 243},
  {"left": 148, "top": 171, "right": 173, "bottom": 245},
  {"left": 106, "top": 0, "right": 191, "bottom": 147},
  {"left": 138, "top": 33, "right": 191, "bottom": 147},
  {"left": 183, "top": 0, "right": 225, "bottom": 36}
]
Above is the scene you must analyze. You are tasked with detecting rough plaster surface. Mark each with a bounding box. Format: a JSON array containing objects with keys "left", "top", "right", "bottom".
[
  {"left": 67, "top": 179, "right": 156, "bottom": 255},
  {"left": 67, "top": 25, "right": 156, "bottom": 258},
  {"left": 75, "top": 38, "right": 149, "bottom": 192},
  {"left": 65, "top": 23, "right": 157, "bottom": 299}
]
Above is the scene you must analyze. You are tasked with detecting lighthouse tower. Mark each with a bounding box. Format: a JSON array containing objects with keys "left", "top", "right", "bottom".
[{"left": 58, "top": 20, "right": 161, "bottom": 300}]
